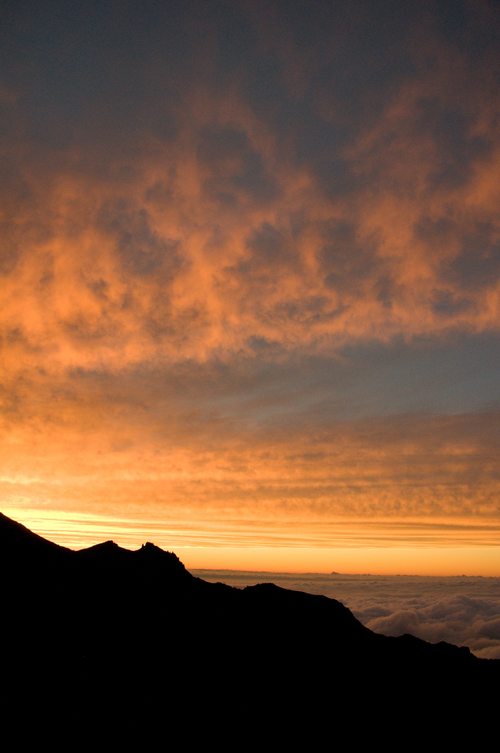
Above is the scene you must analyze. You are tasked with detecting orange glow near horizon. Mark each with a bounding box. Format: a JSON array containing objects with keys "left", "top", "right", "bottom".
[{"left": 5, "top": 507, "right": 500, "bottom": 577}]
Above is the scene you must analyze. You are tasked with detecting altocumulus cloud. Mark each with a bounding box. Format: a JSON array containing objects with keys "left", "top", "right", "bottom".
[{"left": 2, "top": 0, "right": 500, "bottom": 377}]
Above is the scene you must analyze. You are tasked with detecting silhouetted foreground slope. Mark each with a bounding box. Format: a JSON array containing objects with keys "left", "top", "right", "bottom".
[{"left": 1, "top": 512, "right": 497, "bottom": 740}]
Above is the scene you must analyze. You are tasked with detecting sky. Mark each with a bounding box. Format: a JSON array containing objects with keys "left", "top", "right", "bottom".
[{"left": 1, "top": 0, "right": 500, "bottom": 574}]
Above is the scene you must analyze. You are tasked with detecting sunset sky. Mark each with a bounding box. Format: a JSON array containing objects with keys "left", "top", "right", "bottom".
[{"left": 1, "top": 0, "right": 500, "bottom": 574}]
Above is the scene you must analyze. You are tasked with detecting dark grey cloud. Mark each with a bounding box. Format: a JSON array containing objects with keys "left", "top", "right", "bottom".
[
  {"left": 416, "top": 99, "right": 493, "bottom": 190},
  {"left": 95, "top": 198, "right": 182, "bottom": 279},
  {"left": 415, "top": 213, "right": 500, "bottom": 298},
  {"left": 232, "top": 222, "right": 300, "bottom": 287},
  {"left": 431, "top": 290, "right": 474, "bottom": 317},
  {"left": 0, "top": 158, "right": 35, "bottom": 275},
  {"left": 319, "top": 219, "right": 382, "bottom": 297},
  {"left": 0, "top": 156, "right": 58, "bottom": 284},
  {"left": 143, "top": 175, "right": 176, "bottom": 209},
  {"left": 197, "top": 125, "right": 280, "bottom": 208},
  {"left": 448, "top": 222, "right": 500, "bottom": 291}
]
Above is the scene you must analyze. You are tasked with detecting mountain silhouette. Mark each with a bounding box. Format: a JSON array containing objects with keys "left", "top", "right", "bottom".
[{"left": 1, "top": 512, "right": 497, "bottom": 741}]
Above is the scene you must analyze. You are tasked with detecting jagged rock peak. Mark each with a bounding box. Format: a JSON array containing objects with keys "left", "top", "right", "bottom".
[
  {"left": 139, "top": 542, "right": 176, "bottom": 556},
  {"left": 136, "top": 542, "right": 187, "bottom": 571}
]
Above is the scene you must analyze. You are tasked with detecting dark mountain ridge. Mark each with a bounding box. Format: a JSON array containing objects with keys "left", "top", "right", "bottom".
[{"left": 1, "top": 512, "right": 497, "bottom": 738}]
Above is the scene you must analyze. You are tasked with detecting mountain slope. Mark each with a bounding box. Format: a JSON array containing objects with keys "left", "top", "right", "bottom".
[{"left": 1, "top": 511, "right": 497, "bottom": 739}]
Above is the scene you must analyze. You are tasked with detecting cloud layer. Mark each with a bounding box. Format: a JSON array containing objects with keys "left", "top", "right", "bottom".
[{"left": 194, "top": 569, "right": 500, "bottom": 659}]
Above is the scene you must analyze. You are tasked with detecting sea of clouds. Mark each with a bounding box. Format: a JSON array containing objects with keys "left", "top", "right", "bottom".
[{"left": 191, "top": 570, "right": 500, "bottom": 660}]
